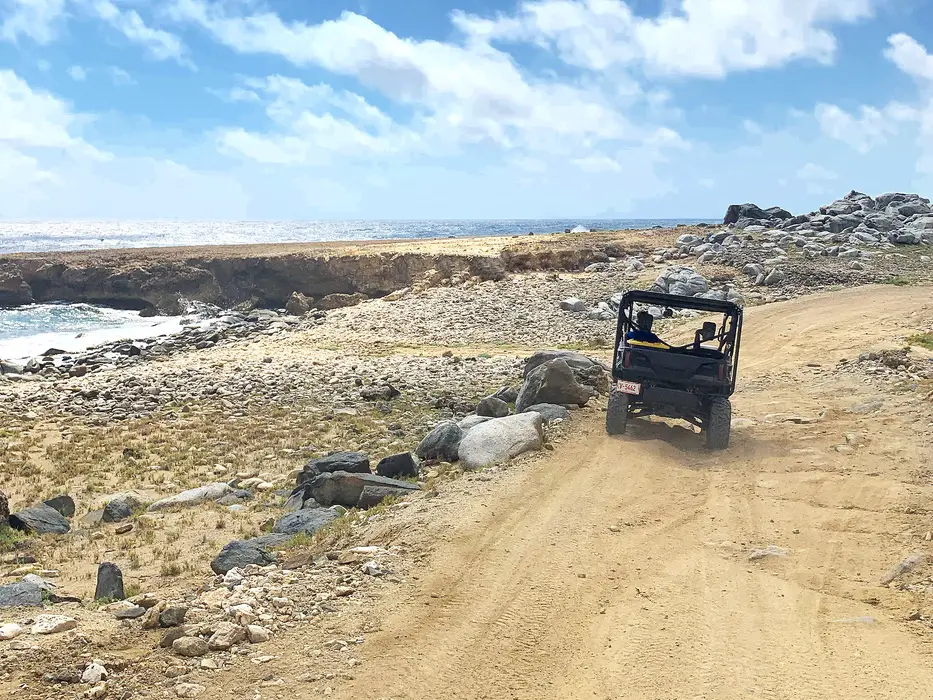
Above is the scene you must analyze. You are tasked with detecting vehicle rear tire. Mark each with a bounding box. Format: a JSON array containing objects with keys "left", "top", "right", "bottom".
[
  {"left": 606, "top": 389, "right": 629, "bottom": 435},
  {"left": 705, "top": 397, "right": 731, "bottom": 450}
]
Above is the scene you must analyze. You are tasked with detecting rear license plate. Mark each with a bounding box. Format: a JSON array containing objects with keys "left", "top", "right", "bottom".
[{"left": 617, "top": 380, "right": 641, "bottom": 396}]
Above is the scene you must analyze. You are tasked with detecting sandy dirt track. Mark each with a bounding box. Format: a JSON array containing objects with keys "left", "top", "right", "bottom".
[{"left": 328, "top": 286, "right": 933, "bottom": 700}]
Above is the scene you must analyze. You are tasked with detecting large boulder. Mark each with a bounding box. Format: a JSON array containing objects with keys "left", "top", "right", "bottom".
[
  {"left": 723, "top": 203, "right": 769, "bottom": 225},
  {"left": 318, "top": 293, "right": 366, "bottom": 310},
  {"left": 284, "top": 291, "right": 312, "bottom": 317},
  {"left": 523, "top": 350, "right": 608, "bottom": 378},
  {"left": 476, "top": 396, "right": 510, "bottom": 418},
  {"left": 300, "top": 472, "right": 420, "bottom": 509},
  {"left": 522, "top": 403, "right": 571, "bottom": 423},
  {"left": 0, "top": 271, "right": 33, "bottom": 306},
  {"left": 103, "top": 494, "right": 145, "bottom": 523},
  {"left": 651, "top": 266, "right": 710, "bottom": 297},
  {"left": 516, "top": 359, "right": 596, "bottom": 412},
  {"left": 0, "top": 582, "right": 44, "bottom": 607},
  {"left": 43, "top": 495, "right": 75, "bottom": 518},
  {"left": 764, "top": 206, "right": 792, "bottom": 220},
  {"left": 458, "top": 413, "right": 544, "bottom": 470},
  {"left": 416, "top": 421, "right": 463, "bottom": 462},
  {"left": 94, "top": 563, "right": 125, "bottom": 601},
  {"left": 296, "top": 452, "right": 371, "bottom": 489},
  {"left": 210, "top": 534, "right": 289, "bottom": 575},
  {"left": 272, "top": 509, "right": 339, "bottom": 536},
  {"left": 9, "top": 504, "right": 70, "bottom": 535},
  {"left": 147, "top": 483, "right": 233, "bottom": 511},
  {"left": 375, "top": 453, "right": 419, "bottom": 479}
]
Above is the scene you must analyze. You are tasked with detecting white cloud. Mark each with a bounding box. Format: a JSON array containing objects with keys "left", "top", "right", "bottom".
[
  {"left": 67, "top": 64, "right": 86, "bottom": 81},
  {"left": 814, "top": 102, "right": 916, "bottom": 153},
  {"left": 573, "top": 154, "right": 622, "bottom": 173},
  {"left": 797, "top": 162, "right": 837, "bottom": 181},
  {"left": 165, "top": 1, "right": 683, "bottom": 157},
  {"left": 108, "top": 66, "right": 134, "bottom": 85},
  {"left": 452, "top": 0, "right": 878, "bottom": 78},
  {"left": 88, "top": 0, "right": 189, "bottom": 64},
  {"left": 885, "top": 33, "right": 933, "bottom": 82},
  {"left": 0, "top": 0, "right": 66, "bottom": 44},
  {"left": 216, "top": 76, "right": 421, "bottom": 166}
]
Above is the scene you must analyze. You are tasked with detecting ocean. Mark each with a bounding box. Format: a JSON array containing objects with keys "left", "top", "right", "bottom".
[{"left": 0, "top": 218, "right": 714, "bottom": 362}]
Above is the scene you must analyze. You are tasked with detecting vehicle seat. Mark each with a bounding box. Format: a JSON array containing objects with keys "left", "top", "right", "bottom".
[{"left": 627, "top": 339, "right": 670, "bottom": 350}]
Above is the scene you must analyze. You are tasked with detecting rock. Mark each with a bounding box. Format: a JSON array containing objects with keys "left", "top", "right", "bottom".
[
  {"left": 42, "top": 495, "right": 75, "bottom": 518},
  {"left": 516, "top": 359, "right": 595, "bottom": 412},
  {"left": 652, "top": 266, "right": 710, "bottom": 297},
  {"left": 172, "top": 637, "right": 209, "bottom": 658},
  {"left": 0, "top": 623, "right": 24, "bottom": 640},
  {"left": 724, "top": 203, "right": 770, "bottom": 225},
  {"left": 297, "top": 452, "right": 371, "bottom": 484},
  {"left": 147, "top": 483, "right": 234, "bottom": 511},
  {"left": 357, "top": 484, "right": 411, "bottom": 509},
  {"left": 359, "top": 384, "right": 400, "bottom": 401},
  {"left": 318, "top": 292, "right": 366, "bottom": 310},
  {"left": 559, "top": 298, "right": 586, "bottom": 312},
  {"left": 272, "top": 509, "right": 339, "bottom": 536},
  {"left": 763, "top": 269, "right": 786, "bottom": 286},
  {"left": 416, "top": 421, "right": 463, "bottom": 462},
  {"left": 304, "top": 472, "right": 419, "bottom": 508},
  {"left": 458, "top": 413, "right": 545, "bottom": 470},
  {"left": 0, "top": 581, "right": 43, "bottom": 607},
  {"left": 0, "top": 489, "right": 8, "bottom": 523},
  {"left": 8, "top": 504, "right": 70, "bottom": 535},
  {"left": 764, "top": 206, "right": 793, "bottom": 220},
  {"left": 115, "top": 605, "right": 147, "bottom": 620},
  {"left": 210, "top": 536, "right": 286, "bottom": 575},
  {"left": 31, "top": 614, "right": 78, "bottom": 635},
  {"left": 284, "top": 291, "right": 313, "bottom": 317},
  {"left": 160, "top": 607, "right": 188, "bottom": 627},
  {"left": 522, "top": 350, "right": 608, "bottom": 379},
  {"left": 176, "top": 683, "right": 206, "bottom": 698},
  {"left": 246, "top": 625, "right": 270, "bottom": 643},
  {"left": 522, "top": 403, "right": 571, "bottom": 423},
  {"left": 208, "top": 621, "right": 246, "bottom": 650},
  {"left": 102, "top": 494, "right": 144, "bottom": 523},
  {"left": 476, "top": 396, "right": 510, "bottom": 418},
  {"left": 115, "top": 523, "right": 134, "bottom": 535},
  {"left": 94, "top": 562, "right": 125, "bottom": 601},
  {"left": 880, "top": 553, "right": 927, "bottom": 586},
  {"left": 82, "top": 662, "right": 108, "bottom": 684},
  {"left": 493, "top": 386, "right": 520, "bottom": 404},
  {"left": 458, "top": 415, "right": 492, "bottom": 431},
  {"left": 80, "top": 509, "right": 105, "bottom": 527},
  {"left": 375, "top": 452, "right": 419, "bottom": 479},
  {"left": 160, "top": 627, "right": 189, "bottom": 648}
]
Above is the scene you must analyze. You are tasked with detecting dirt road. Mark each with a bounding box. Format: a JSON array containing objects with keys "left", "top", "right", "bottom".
[{"left": 338, "top": 286, "right": 933, "bottom": 700}]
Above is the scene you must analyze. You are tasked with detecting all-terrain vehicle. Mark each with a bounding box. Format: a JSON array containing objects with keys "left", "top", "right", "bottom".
[{"left": 606, "top": 290, "right": 743, "bottom": 449}]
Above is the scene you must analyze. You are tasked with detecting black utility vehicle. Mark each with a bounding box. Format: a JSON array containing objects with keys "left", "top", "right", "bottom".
[{"left": 606, "top": 290, "right": 743, "bottom": 449}]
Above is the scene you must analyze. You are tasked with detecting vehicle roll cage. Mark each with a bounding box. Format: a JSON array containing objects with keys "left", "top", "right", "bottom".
[{"left": 612, "top": 290, "right": 744, "bottom": 394}]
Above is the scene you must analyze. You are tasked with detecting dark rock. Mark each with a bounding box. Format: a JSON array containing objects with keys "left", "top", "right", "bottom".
[
  {"left": 522, "top": 350, "right": 608, "bottom": 378},
  {"left": 358, "top": 485, "right": 410, "bottom": 509},
  {"left": 43, "top": 495, "right": 75, "bottom": 518},
  {"left": 9, "top": 504, "right": 71, "bottom": 535},
  {"left": 493, "top": 386, "right": 520, "bottom": 404},
  {"left": 318, "top": 292, "right": 366, "bottom": 310},
  {"left": 304, "top": 471, "right": 419, "bottom": 509},
  {"left": 94, "top": 562, "right": 126, "bottom": 601},
  {"left": 0, "top": 581, "right": 43, "bottom": 607},
  {"left": 0, "top": 489, "right": 8, "bottom": 524},
  {"left": 102, "top": 495, "right": 143, "bottom": 523},
  {"left": 516, "top": 359, "right": 596, "bottom": 412},
  {"left": 115, "top": 605, "right": 147, "bottom": 620},
  {"left": 299, "top": 452, "right": 370, "bottom": 480},
  {"left": 210, "top": 535, "right": 288, "bottom": 575},
  {"left": 375, "top": 452, "right": 419, "bottom": 479},
  {"left": 272, "top": 509, "right": 339, "bottom": 536},
  {"left": 476, "top": 396, "right": 510, "bottom": 418},
  {"left": 359, "top": 384, "right": 400, "bottom": 401},
  {"left": 159, "top": 607, "right": 188, "bottom": 628},
  {"left": 724, "top": 203, "right": 769, "bottom": 225},
  {"left": 764, "top": 206, "right": 793, "bottom": 220},
  {"left": 283, "top": 492, "right": 306, "bottom": 512},
  {"left": 0, "top": 360, "right": 24, "bottom": 375},
  {"left": 415, "top": 421, "right": 463, "bottom": 462},
  {"left": 522, "top": 403, "right": 571, "bottom": 423}
]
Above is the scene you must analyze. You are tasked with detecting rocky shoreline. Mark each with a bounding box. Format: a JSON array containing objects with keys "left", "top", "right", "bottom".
[{"left": 0, "top": 190, "right": 932, "bottom": 699}]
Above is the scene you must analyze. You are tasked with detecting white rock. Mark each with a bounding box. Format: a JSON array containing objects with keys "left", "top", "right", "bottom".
[
  {"left": 0, "top": 623, "right": 24, "bottom": 640},
  {"left": 175, "top": 683, "right": 205, "bottom": 698},
  {"left": 82, "top": 662, "right": 108, "bottom": 684},
  {"left": 246, "top": 625, "right": 270, "bottom": 643},
  {"left": 31, "top": 615, "right": 78, "bottom": 635},
  {"left": 457, "top": 413, "right": 544, "bottom": 470},
  {"left": 147, "top": 483, "right": 233, "bottom": 511},
  {"left": 222, "top": 569, "right": 244, "bottom": 586},
  {"left": 227, "top": 603, "right": 256, "bottom": 625}
]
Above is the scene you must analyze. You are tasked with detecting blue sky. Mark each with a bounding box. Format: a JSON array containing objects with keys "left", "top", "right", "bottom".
[{"left": 1, "top": 0, "right": 933, "bottom": 220}]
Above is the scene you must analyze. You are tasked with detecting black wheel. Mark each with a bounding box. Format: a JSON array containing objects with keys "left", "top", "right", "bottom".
[
  {"left": 705, "top": 397, "right": 732, "bottom": 450},
  {"left": 606, "top": 389, "right": 629, "bottom": 435}
]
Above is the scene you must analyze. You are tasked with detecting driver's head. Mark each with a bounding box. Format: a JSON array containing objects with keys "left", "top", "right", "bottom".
[{"left": 636, "top": 311, "right": 654, "bottom": 331}]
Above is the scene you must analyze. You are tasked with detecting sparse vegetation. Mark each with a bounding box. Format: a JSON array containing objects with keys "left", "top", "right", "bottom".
[{"left": 908, "top": 333, "right": 933, "bottom": 351}]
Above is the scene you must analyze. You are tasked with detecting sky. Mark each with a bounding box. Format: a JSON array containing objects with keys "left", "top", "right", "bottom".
[{"left": 1, "top": 0, "right": 933, "bottom": 220}]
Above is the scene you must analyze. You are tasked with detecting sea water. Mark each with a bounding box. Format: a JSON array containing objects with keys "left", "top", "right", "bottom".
[{"left": 0, "top": 218, "right": 716, "bottom": 361}]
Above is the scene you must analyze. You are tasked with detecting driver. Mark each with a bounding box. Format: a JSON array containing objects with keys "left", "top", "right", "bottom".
[{"left": 626, "top": 311, "right": 670, "bottom": 349}]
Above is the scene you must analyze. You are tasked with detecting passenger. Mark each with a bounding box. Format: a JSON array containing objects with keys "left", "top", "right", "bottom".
[{"left": 626, "top": 311, "right": 669, "bottom": 349}]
